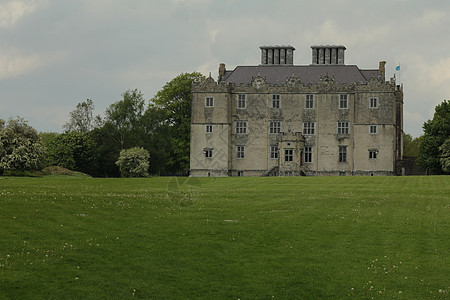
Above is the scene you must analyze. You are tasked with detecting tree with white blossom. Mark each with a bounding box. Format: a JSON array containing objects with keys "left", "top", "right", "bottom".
[
  {"left": 0, "top": 117, "right": 46, "bottom": 173},
  {"left": 115, "top": 147, "right": 150, "bottom": 177}
]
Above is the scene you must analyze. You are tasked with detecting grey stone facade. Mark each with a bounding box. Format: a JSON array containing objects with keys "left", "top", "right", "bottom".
[{"left": 190, "top": 45, "right": 404, "bottom": 177}]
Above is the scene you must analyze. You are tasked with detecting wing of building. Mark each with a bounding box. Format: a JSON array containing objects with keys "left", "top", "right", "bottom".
[{"left": 190, "top": 45, "right": 403, "bottom": 177}]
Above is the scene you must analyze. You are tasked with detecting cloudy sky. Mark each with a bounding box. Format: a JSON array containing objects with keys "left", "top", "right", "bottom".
[{"left": 1, "top": 0, "right": 449, "bottom": 137}]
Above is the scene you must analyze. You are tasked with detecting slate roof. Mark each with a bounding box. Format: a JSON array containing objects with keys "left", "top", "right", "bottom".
[{"left": 221, "top": 65, "right": 380, "bottom": 85}]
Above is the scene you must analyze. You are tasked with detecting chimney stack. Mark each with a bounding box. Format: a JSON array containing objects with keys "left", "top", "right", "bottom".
[
  {"left": 218, "top": 63, "right": 226, "bottom": 81},
  {"left": 311, "top": 45, "right": 346, "bottom": 65},
  {"left": 260, "top": 46, "right": 295, "bottom": 65},
  {"left": 379, "top": 61, "right": 386, "bottom": 81}
]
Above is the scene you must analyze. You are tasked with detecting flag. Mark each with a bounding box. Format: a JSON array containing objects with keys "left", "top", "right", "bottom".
[{"left": 396, "top": 65, "right": 400, "bottom": 71}]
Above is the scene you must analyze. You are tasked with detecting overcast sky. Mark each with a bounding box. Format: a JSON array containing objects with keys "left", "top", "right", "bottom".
[{"left": 1, "top": 0, "right": 449, "bottom": 137}]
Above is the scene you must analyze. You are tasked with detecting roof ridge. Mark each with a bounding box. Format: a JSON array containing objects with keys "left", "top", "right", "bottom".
[{"left": 221, "top": 64, "right": 372, "bottom": 85}]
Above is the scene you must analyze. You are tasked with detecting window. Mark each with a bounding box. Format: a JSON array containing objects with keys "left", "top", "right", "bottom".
[
  {"left": 369, "top": 150, "right": 378, "bottom": 159},
  {"left": 269, "top": 121, "right": 282, "bottom": 134},
  {"left": 339, "top": 171, "right": 346, "bottom": 176},
  {"left": 369, "top": 125, "right": 378, "bottom": 134},
  {"left": 236, "top": 146, "right": 245, "bottom": 159},
  {"left": 272, "top": 94, "right": 280, "bottom": 108},
  {"left": 337, "top": 121, "right": 350, "bottom": 134},
  {"left": 306, "top": 94, "right": 314, "bottom": 109},
  {"left": 284, "top": 149, "right": 293, "bottom": 162},
  {"left": 205, "top": 97, "right": 214, "bottom": 107},
  {"left": 339, "top": 145, "right": 347, "bottom": 163},
  {"left": 205, "top": 125, "right": 213, "bottom": 133},
  {"left": 237, "top": 94, "right": 246, "bottom": 109},
  {"left": 235, "top": 121, "right": 248, "bottom": 134},
  {"left": 369, "top": 97, "right": 378, "bottom": 108},
  {"left": 339, "top": 94, "right": 348, "bottom": 109},
  {"left": 284, "top": 171, "right": 293, "bottom": 176},
  {"left": 304, "top": 146, "right": 312, "bottom": 163},
  {"left": 303, "top": 122, "right": 315, "bottom": 135},
  {"left": 204, "top": 148, "right": 213, "bottom": 158},
  {"left": 237, "top": 171, "right": 244, "bottom": 177},
  {"left": 270, "top": 146, "right": 279, "bottom": 159}
]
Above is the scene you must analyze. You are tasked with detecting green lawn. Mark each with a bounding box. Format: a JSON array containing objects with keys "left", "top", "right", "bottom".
[{"left": 0, "top": 176, "right": 448, "bottom": 299}]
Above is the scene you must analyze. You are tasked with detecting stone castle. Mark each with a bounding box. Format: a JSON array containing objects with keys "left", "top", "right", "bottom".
[{"left": 190, "top": 45, "right": 403, "bottom": 176}]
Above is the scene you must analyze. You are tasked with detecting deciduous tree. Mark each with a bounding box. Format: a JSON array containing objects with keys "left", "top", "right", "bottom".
[
  {"left": 0, "top": 117, "right": 46, "bottom": 173},
  {"left": 63, "top": 99, "right": 96, "bottom": 133},
  {"left": 39, "top": 132, "right": 59, "bottom": 148},
  {"left": 140, "top": 105, "right": 171, "bottom": 175},
  {"left": 46, "top": 132, "right": 98, "bottom": 175},
  {"left": 418, "top": 100, "right": 450, "bottom": 174},
  {"left": 104, "top": 89, "right": 145, "bottom": 149},
  {"left": 151, "top": 72, "right": 203, "bottom": 174},
  {"left": 439, "top": 138, "right": 450, "bottom": 173},
  {"left": 403, "top": 133, "right": 421, "bottom": 157}
]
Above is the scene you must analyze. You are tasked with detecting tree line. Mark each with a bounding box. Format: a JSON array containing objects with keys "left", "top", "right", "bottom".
[
  {"left": 1, "top": 72, "right": 203, "bottom": 177},
  {"left": 0, "top": 74, "right": 449, "bottom": 176}
]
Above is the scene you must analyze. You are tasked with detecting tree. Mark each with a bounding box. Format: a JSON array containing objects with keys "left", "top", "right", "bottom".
[
  {"left": 403, "top": 133, "right": 421, "bottom": 157},
  {"left": 89, "top": 125, "right": 121, "bottom": 177},
  {"left": 418, "top": 100, "right": 450, "bottom": 174},
  {"left": 88, "top": 89, "right": 147, "bottom": 177},
  {"left": 0, "top": 117, "right": 46, "bottom": 173},
  {"left": 63, "top": 99, "right": 96, "bottom": 133},
  {"left": 403, "top": 133, "right": 413, "bottom": 150},
  {"left": 46, "top": 132, "right": 98, "bottom": 175},
  {"left": 151, "top": 72, "right": 203, "bottom": 174},
  {"left": 104, "top": 89, "right": 145, "bottom": 149},
  {"left": 140, "top": 105, "right": 171, "bottom": 175},
  {"left": 116, "top": 147, "right": 150, "bottom": 177},
  {"left": 439, "top": 138, "right": 450, "bottom": 173},
  {"left": 39, "top": 132, "right": 59, "bottom": 148}
]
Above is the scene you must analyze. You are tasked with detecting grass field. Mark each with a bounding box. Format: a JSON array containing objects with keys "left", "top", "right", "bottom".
[{"left": 0, "top": 176, "right": 448, "bottom": 299}]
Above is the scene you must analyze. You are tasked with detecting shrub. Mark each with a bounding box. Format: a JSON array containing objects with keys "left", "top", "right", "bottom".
[
  {"left": 0, "top": 117, "right": 46, "bottom": 173},
  {"left": 116, "top": 147, "right": 150, "bottom": 177}
]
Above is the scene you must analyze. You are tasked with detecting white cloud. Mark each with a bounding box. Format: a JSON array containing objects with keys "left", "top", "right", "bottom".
[
  {"left": 0, "top": 47, "right": 68, "bottom": 79},
  {"left": 0, "top": 0, "right": 47, "bottom": 28},
  {"left": 0, "top": 50, "right": 41, "bottom": 78},
  {"left": 79, "top": 0, "right": 212, "bottom": 22},
  {"left": 416, "top": 10, "right": 446, "bottom": 26},
  {"left": 403, "top": 53, "right": 450, "bottom": 92},
  {"left": 427, "top": 57, "right": 450, "bottom": 87},
  {"left": 403, "top": 110, "right": 425, "bottom": 137},
  {"left": 172, "top": 0, "right": 212, "bottom": 5},
  {"left": 398, "top": 52, "right": 450, "bottom": 136},
  {"left": 305, "top": 19, "right": 392, "bottom": 49},
  {"left": 196, "top": 62, "right": 217, "bottom": 78},
  {"left": 0, "top": 0, "right": 449, "bottom": 136},
  {"left": 22, "top": 105, "right": 71, "bottom": 133}
]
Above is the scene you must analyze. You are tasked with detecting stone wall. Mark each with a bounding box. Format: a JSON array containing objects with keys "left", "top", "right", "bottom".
[{"left": 190, "top": 74, "right": 402, "bottom": 177}]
